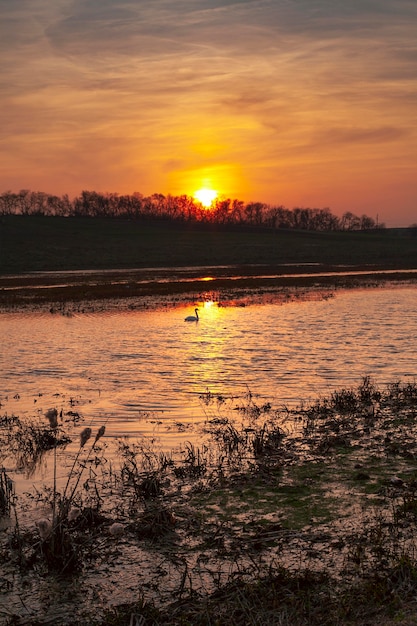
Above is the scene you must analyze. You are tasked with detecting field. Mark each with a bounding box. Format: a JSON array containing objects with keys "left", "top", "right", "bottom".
[{"left": 1, "top": 215, "right": 417, "bottom": 274}]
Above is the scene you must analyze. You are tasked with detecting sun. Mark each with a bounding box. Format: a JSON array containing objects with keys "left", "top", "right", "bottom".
[{"left": 194, "top": 188, "right": 218, "bottom": 208}]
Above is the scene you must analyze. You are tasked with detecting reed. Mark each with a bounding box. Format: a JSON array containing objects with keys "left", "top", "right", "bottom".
[{"left": 42, "top": 423, "right": 107, "bottom": 571}]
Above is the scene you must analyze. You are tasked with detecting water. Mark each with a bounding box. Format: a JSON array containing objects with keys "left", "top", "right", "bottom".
[{"left": 1, "top": 286, "right": 416, "bottom": 449}]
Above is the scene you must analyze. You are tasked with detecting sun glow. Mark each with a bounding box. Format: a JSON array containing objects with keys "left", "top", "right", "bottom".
[{"left": 194, "top": 188, "right": 218, "bottom": 208}]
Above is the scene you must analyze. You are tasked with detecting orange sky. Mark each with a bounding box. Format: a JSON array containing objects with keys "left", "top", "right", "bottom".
[{"left": 1, "top": 1, "right": 416, "bottom": 226}]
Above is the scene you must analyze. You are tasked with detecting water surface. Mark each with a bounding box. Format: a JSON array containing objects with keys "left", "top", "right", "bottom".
[{"left": 1, "top": 286, "right": 416, "bottom": 448}]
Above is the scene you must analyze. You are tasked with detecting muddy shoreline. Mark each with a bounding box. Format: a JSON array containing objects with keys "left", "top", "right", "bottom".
[
  {"left": 1, "top": 264, "right": 417, "bottom": 312},
  {"left": 2, "top": 378, "right": 417, "bottom": 625}
]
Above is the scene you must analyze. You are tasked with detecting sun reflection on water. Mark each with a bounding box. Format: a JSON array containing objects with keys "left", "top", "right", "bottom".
[{"left": 2, "top": 288, "right": 417, "bottom": 448}]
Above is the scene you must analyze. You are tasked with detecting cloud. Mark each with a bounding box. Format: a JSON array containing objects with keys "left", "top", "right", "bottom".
[
  {"left": 313, "top": 125, "right": 409, "bottom": 147},
  {"left": 0, "top": 0, "right": 416, "bottom": 222}
]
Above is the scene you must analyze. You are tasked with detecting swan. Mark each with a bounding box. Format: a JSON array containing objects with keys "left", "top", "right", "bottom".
[{"left": 184, "top": 308, "right": 199, "bottom": 322}]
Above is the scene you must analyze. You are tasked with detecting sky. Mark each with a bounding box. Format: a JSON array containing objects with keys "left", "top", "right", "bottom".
[{"left": 1, "top": 0, "right": 416, "bottom": 226}]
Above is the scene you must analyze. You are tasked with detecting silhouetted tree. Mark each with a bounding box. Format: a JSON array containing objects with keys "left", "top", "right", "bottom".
[
  {"left": 341, "top": 211, "right": 361, "bottom": 230},
  {"left": 0, "top": 188, "right": 384, "bottom": 232}
]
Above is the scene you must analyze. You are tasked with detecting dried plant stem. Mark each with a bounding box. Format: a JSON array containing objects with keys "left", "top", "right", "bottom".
[{"left": 52, "top": 443, "right": 57, "bottom": 527}]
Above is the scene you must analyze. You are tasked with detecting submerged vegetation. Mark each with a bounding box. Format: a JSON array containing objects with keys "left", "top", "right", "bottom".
[{"left": 1, "top": 377, "right": 417, "bottom": 624}]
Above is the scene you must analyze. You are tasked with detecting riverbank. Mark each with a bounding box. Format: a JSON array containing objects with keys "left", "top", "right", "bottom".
[{"left": 2, "top": 378, "right": 417, "bottom": 625}]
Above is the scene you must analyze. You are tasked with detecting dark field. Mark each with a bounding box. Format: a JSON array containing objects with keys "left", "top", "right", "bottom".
[{"left": 1, "top": 215, "right": 417, "bottom": 273}]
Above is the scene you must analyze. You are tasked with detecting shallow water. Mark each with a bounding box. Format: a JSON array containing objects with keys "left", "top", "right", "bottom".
[{"left": 1, "top": 286, "right": 416, "bottom": 449}]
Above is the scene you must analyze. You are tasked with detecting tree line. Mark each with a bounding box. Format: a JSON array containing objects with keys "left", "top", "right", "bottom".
[{"left": 0, "top": 189, "right": 384, "bottom": 231}]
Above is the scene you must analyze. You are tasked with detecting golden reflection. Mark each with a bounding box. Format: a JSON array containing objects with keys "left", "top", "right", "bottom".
[{"left": 181, "top": 300, "right": 230, "bottom": 391}]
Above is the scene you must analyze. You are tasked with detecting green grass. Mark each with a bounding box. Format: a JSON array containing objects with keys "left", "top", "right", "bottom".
[
  {"left": 187, "top": 462, "right": 337, "bottom": 530},
  {"left": 1, "top": 215, "right": 417, "bottom": 273}
]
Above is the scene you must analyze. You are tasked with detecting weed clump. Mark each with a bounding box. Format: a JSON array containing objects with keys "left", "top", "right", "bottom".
[
  {"left": 132, "top": 503, "right": 177, "bottom": 541},
  {"left": 0, "top": 412, "right": 71, "bottom": 475},
  {"left": 5, "top": 422, "right": 108, "bottom": 575}
]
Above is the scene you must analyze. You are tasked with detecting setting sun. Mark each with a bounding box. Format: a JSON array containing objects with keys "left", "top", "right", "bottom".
[{"left": 194, "top": 188, "right": 218, "bottom": 208}]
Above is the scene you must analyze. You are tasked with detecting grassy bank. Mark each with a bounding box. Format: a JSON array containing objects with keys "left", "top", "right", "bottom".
[
  {"left": 2, "top": 378, "right": 417, "bottom": 624},
  {"left": 1, "top": 215, "right": 417, "bottom": 274}
]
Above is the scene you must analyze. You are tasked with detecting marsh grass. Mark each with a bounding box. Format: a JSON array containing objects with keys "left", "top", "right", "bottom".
[
  {"left": 2, "top": 378, "right": 417, "bottom": 625},
  {"left": 0, "top": 412, "right": 71, "bottom": 476},
  {"left": 96, "top": 557, "right": 417, "bottom": 625},
  {"left": 41, "top": 424, "right": 108, "bottom": 573},
  {"left": 3, "top": 417, "right": 109, "bottom": 575}
]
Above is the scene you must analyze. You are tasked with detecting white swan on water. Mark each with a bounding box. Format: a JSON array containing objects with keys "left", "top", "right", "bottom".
[{"left": 184, "top": 308, "right": 199, "bottom": 322}]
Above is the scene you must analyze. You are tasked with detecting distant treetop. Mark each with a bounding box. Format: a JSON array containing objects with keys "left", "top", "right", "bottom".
[{"left": 0, "top": 189, "right": 384, "bottom": 231}]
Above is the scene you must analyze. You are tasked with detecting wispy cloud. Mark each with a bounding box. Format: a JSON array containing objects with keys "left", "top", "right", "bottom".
[{"left": 0, "top": 0, "right": 416, "bottom": 224}]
